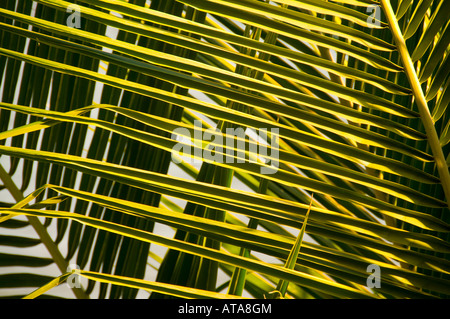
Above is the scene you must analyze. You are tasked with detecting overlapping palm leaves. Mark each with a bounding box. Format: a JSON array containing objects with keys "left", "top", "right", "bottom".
[{"left": 0, "top": 0, "right": 449, "bottom": 299}]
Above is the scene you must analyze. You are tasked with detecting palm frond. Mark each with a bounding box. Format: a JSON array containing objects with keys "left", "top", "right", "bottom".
[{"left": 0, "top": 0, "right": 448, "bottom": 299}]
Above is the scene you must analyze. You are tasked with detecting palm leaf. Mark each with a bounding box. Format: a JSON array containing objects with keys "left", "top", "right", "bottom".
[{"left": 0, "top": 0, "right": 449, "bottom": 299}]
